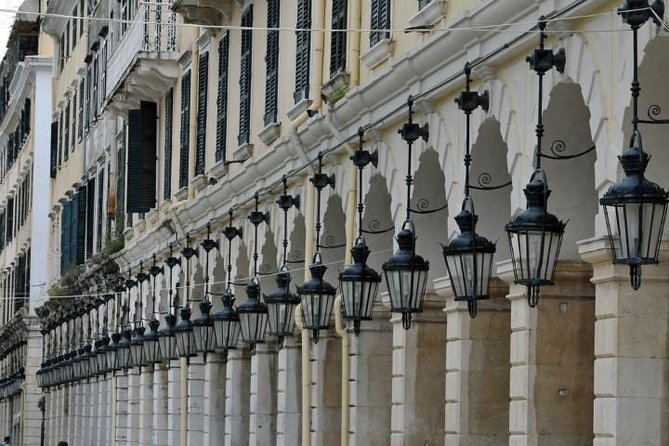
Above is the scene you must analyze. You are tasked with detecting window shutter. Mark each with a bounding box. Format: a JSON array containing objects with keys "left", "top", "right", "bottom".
[
  {"left": 86, "top": 177, "right": 95, "bottom": 259},
  {"left": 6, "top": 197, "right": 13, "bottom": 243},
  {"left": 195, "top": 51, "right": 209, "bottom": 176},
  {"left": 61, "top": 202, "right": 70, "bottom": 273},
  {"left": 69, "top": 194, "right": 78, "bottom": 268},
  {"left": 64, "top": 101, "right": 70, "bottom": 161},
  {"left": 50, "top": 121, "right": 58, "bottom": 178},
  {"left": 77, "top": 187, "right": 87, "bottom": 265},
  {"left": 330, "top": 0, "right": 348, "bottom": 77},
  {"left": 127, "top": 101, "right": 158, "bottom": 213},
  {"left": 370, "top": 0, "right": 390, "bottom": 46},
  {"left": 78, "top": 81, "right": 84, "bottom": 140},
  {"left": 0, "top": 211, "right": 4, "bottom": 251},
  {"left": 24, "top": 99, "right": 30, "bottom": 139},
  {"left": 294, "top": 0, "right": 312, "bottom": 103},
  {"left": 179, "top": 71, "right": 191, "bottom": 189},
  {"left": 418, "top": 0, "right": 431, "bottom": 9},
  {"left": 264, "top": 0, "right": 280, "bottom": 126},
  {"left": 97, "top": 169, "right": 104, "bottom": 252},
  {"left": 164, "top": 89, "right": 173, "bottom": 199},
  {"left": 216, "top": 34, "right": 229, "bottom": 162},
  {"left": 238, "top": 6, "right": 253, "bottom": 146}
]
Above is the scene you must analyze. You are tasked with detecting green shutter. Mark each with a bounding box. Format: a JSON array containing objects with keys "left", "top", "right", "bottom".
[
  {"left": 164, "top": 89, "right": 174, "bottom": 199},
  {"left": 69, "top": 194, "right": 78, "bottom": 268},
  {"left": 264, "top": 0, "right": 280, "bottom": 126},
  {"left": 370, "top": 0, "right": 390, "bottom": 46},
  {"left": 50, "top": 121, "right": 58, "bottom": 178},
  {"left": 294, "top": 0, "right": 312, "bottom": 103},
  {"left": 86, "top": 177, "right": 95, "bottom": 258},
  {"left": 238, "top": 6, "right": 253, "bottom": 146},
  {"left": 77, "top": 187, "right": 87, "bottom": 265},
  {"left": 216, "top": 34, "right": 230, "bottom": 162},
  {"left": 97, "top": 169, "right": 104, "bottom": 252},
  {"left": 195, "top": 52, "right": 209, "bottom": 176},
  {"left": 330, "top": 0, "right": 348, "bottom": 77},
  {"left": 127, "top": 102, "right": 158, "bottom": 213},
  {"left": 61, "top": 202, "right": 70, "bottom": 273},
  {"left": 179, "top": 71, "right": 191, "bottom": 189}
]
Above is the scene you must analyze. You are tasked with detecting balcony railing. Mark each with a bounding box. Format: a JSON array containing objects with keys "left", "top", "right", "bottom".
[{"left": 106, "top": 1, "right": 178, "bottom": 100}]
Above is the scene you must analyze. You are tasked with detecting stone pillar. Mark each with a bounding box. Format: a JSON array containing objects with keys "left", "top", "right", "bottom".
[
  {"left": 390, "top": 297, "right": 446, "bottom": 446},
  {"left": 224, "top": 349, "right": 251, "bottom": 446},
  {"left": 128, "top": 370, "right": 141, "bottom": 445},
  {"left": 499, "top": 260, "right": 595, "bottom": 446},
  {"left": 43, "top": 390, "right": 51, "bottom": 446},
  {"left": 115, "top": 372, "right": 130, "bottom": 444},
  {"left": 276, "top": 337, "right": 301, "bottom": 446},
  {"left": 204, "top": 352, "right": 226, "bottom": 446},
  {"left": 21, "top": 317, "right": 43, "bottom": 446},
  {"left": 140, "top": 366, "right": 155, "bottom": 445},
  {"left": 86, "top": 379, "right": 96, "bottom": 445},
  {"left": 310, "top": 330, "right": 342, "bottom": 446},
  {"left": 69, "top": 383, "right": 77, "bottom": 443},
  {"left": 98, "top": 376, "right": 109, "bottom": 445},
  {"left": 249, "top": 343, "right": 278, "bottom": 446},
  {"left": 153, "top": 365, "right": 169, "bottom": 445},
  {"left": 441, "top": 277, "right": 511, "bottom": 446},
  {"left": 580, "top": 238, "right": 669, "bottom": 446},
  {"left": 348, "top": 309, "right": 393, "bottom": 446},
  {"left": 62, "top": 385, "right": 70, "bottom": 443},
  {"left": 187, "top": 356, "right": 206, "bottom": 445},
  {"left": 167, "top": 359, "right": 181, "bottom": 445}
]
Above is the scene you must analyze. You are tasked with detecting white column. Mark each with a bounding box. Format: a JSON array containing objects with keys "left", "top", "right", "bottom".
[
  {"left": 129, "top": 370, "right": 141, "bottom": 445},
  {"left": 249, "top": 343, "right": 278, "bottom": 446},
  {"left": 581, "top": 239, "right": 669, "bottom": 446},
  {"left": 310, "top": 330, "right": 341, "bottom": 446},
  {"left": 167, "top": 359, "right": 181, "bottom": 445},
  {"left": 98, "top": 376, "right": 109, "bottom": 445},
  {"left": 442, "top": 278, "right": 510, "bottom": 446},
  {"left": 276, "top": 337, "right": 301, "bottom": 446},
  {"left": 390, "top": 298, "right": 446, "bottom": 446},
  {"left": 187, "top": 356, "right": 206, "bottom": 445},
  {"left": 115, "top": 373, "right": 129, "bottom": 444},
  {"left": 140, "top": 366, "right": 155, "bottom": 445},
  {"left": 224, "top": 349, "right": 250, "bottom": 446},
  {"left": 153, "top": 365, "right": 169, "bottom": 445},
  {"left": 204, "top": 352, "right": 226, "bottom": 446},
  {"left": 348, "top": 310, "right": 393, "bottom": 446},
  {"left": 21, "top": 317, "right": 43, "bottom": 446}
]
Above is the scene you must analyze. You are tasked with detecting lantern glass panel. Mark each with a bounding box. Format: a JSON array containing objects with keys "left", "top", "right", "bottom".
[
  {"left": 239, "top": 312, "right": 268, "bottom": 345},
  {"left": 302, "top": 292, "right": 336, "bottom": 329},
  {"left": 341, "top": 280, "right": 379, "bottom": 321},
  {"left": 384, "top": 268, "right": 429, "bottom": 314},
  {"left": 508, "top": 229, "right": 563, "bottom": 286},
  {"left": 444, "top": 251, "right": 494, "bottom": 299},
  {"left": 603, "top": 201, "right": 667, "bottom": 264},
  {"left": 175, "top": 328, "right": 195, "bottom": 357},
  {"left": 158, "top": 332, "right": 178, "bottom": 361},
  {"left": 213, "top": 318, "right": 241, "bottom": 350},
  {"left": 266, "top": 303, "right": 296, "bottom": 336}
]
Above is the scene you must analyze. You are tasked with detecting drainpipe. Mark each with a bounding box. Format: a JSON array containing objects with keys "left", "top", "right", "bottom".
[{"left": 349, "top": 0, "right": 362, "bottom": 87}]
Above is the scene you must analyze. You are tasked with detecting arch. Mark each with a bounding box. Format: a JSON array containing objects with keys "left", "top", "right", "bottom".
[
  {"left": 321, "top": 194, "right": 347, "bottom": 287},
  {"left": 538, "top": 80, "right": 597, "bottom": 259},
  {"left": 235, "top": 241, "right": 250, "bottom": 285},
  {"left": 258, "top": 227, "right": 279, "bottom": 295},
  {"left": 361, "top": 173, "right": 394, "bottom": 293},
  {"left": 410, "top": 148, "right": 449, "bottom": 286},
  {"left": 470, "top": 118, "right": 513, "bottom": 262},
  {"left": 191, "top": 260, "right": 205, "bottom": 303},
  {"left": 288, "top": 212, "right": 306, "bottom": 280}
]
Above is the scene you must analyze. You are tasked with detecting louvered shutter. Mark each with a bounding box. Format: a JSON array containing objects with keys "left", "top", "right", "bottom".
[
  {"left": 97, "top": 169, "right": 104, "bottom": 252},
  {"left": 215, "top": 34, "right": 229, "bottom": 162},
  {"left": 370, "top": 0, "right": 390, "bottom": 46},
  {"left": 69, "top": 194, "right": 78, "bottom": 267},
  {"left": 330, "top": 0, "right": 348, "bottom": 77},
  {"left": 294, "top": 0, "right": 312, "bottom": 103},
  {"left": 179, "top": 71, "right": 191, "bottom": 189},
  {"left": 86, "top": 177, "right": 95, "bottom": 258},
  {"left": 24, "top": 99, "right": 30, "bottom": 140},
  {"left": 61, "top": 202, "right": 70, "bottom": 273},
  {"left": 238, "top": 6, "right": 253, "bottom": 146},
  {"left": 264, "top": 0, "right": 280, "bottom": 126},
  {"left": 0, "top": 212, "right": 4, "bottom": 250},
  {"left": 6, "top": 197, "right": 13, "bottom": 243},
  {"left": 418, "top": 0, "right": 431, "bottom": 9},
  {"left": 127, "top": 101, "right": 158, "bottom": 213},
  {"left": 195, "top": 51, "right": 209, "bottom": 176},
  {"left": 164, "top": 89, "right": 173, "bottom": 199},
  {"left": 78, "top": 81, "right": 84, "bottom": 139},
  {"left": 50, "top": 121, "right": 58, "bottom": 178},
  {"left": 77, "top": 187, "right": 87, "bottom": 265},
  {"left": 64, "top": 101, "right": 70, "bottom": 161}
]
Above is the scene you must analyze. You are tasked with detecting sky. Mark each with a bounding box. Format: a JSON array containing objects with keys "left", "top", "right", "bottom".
[{"left": 0, "top": 0, "right": 26, "bottom": 60}]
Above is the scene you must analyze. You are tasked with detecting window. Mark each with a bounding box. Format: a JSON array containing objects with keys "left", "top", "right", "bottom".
[
  {"left": 86, "top": 177, "right": 95, "bottom": 258},
  {"left": 294, "top": 0, "right": 312, "bottom": 103},
  {"left": 97, "top": 168, "right": 105, "bottom": 252},
  {"left": 64, "top": 100, "right": 70, "bottom": 161},
  {"left": 78, "top": 80, "right": 84, "bottom": 140},
  {"left": 370, "top": 0, "right": 390, "bottom": 46},
  {"left": 164, "top": 89, "right": 173, "bottom": 200},
  {"left": 127, "top": 101, "right": 158, "bottom": 213},
  {"left": 238, "top": 6, "right": 253, "bottom": 146},
  {"left": 195, "top": 51, "right": 209, "bottom": 176},
  {"left": 330, "top": 0, "right": 348, "bottom": 77},
  {"left": 264, "top": 0, "right": 280, "bottom": 126},
  {"left": 178, "top": 70, "right": 191, "bottom": 189},
  {"left": 418, "top": 0, "right": 431, "bottom": 9},
  {"left": 215, "top": 34, "right": 229, "bottom": 162}
]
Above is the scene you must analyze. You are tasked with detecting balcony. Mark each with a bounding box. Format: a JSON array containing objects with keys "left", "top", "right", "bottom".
[
  {"left": 171, "top": 0, "right": 235, "bottom": 26},
  {"left": 106, "top": 2, "right": 180, "bottom": 111}
]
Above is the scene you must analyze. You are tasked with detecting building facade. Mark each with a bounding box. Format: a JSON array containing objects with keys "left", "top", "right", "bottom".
[{"left": 0, "top": 0, "right": 667, "bottom": 445}]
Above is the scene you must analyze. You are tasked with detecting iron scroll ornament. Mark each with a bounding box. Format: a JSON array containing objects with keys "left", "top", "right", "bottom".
[{"left": 638, "top": 104, "right": 669, "bottom": 125}]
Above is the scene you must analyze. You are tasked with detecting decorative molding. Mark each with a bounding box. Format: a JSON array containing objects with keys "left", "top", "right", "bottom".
[
  {"left": 258, "top": 122, "right": 281, "bottom": 146},
  {"left": 287, "top": 98, "right": 313, "bottom": 121},
  {"left": 361, "top": 38, "right": 395, "bottom": 69},
  {"left": 408, "top": 0, "right": 448, "bottom": 29},
  {"left": 233, "top": 143, "right": 254, "bottom": 162}
]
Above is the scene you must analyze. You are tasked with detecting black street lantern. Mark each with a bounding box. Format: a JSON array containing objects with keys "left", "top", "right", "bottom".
[
  {"left": 213, "top": 288, "right": 242, "bottom": 351},
  {"left": 175, "top": 307, "right": 196, "bottom": 357},
  {"left": 601, "top": 2, "right": 668, "bottom": 290},
  {"left": 143, "top": 319, "right": 162, "bottom": 365},
  {"left": 444, "top": 64, "right": 496, "bottom": 318},
  {"left": 192, "top": 300, "right": 216, "bottom": 353},
  {"left": 297, "top": 153, "right": 338, "bottom": 343},
  {"left": 265, "top": 177, "right": 301, "bottom": 344},
  {"left": 158, "top": 314, "right": 178, "bottom": 362},
  {"left": 383, "top": 97, "right": 431, "bottom": 329},
  {"left": 340, "top": 128, "right": 382, "bottom": 334},
  {"left": 238, "top": 277, "right": 269, "bottom": 351},
  {"left": 107, "top": 332, "right": 121, "bottom": 372},
  {"left": 95, "top": 335, "right": 109, "bottom": 374},
  {"left": 129, "top": 326, "right": 145, "bottom": 368},
  {"left": 505, "top": 18, "right": 567, "bottom": 307},
  {"left": 116, "top": 328, "right": 132, "bottom": 370}
]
